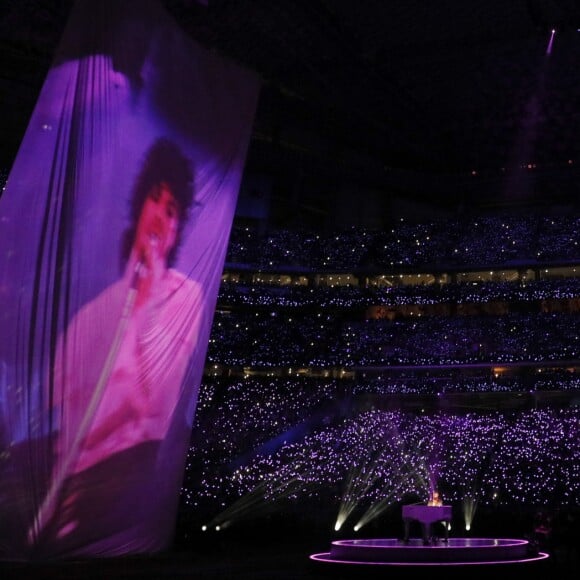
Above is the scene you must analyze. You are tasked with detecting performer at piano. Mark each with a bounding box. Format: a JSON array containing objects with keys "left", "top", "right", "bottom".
[
  {"left": 402, "top": 490, "right": 450, "bottom": 545},
  {"left": 427, "top": 489, "right": 443, "bottom": 506}
]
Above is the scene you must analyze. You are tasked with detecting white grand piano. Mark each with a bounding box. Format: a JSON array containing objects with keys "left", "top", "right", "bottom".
[{"left": 402, "top": 504, "right": 451, "bottom": 544}]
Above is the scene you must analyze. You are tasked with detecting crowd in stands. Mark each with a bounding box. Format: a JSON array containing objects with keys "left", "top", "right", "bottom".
[
  {"left": 206, "top": 310, "right": 580, "bottom": 368},
  {"left": 183, "top": 377, "right": 580, "bottom": 529},
  {"left": 226, "top": 213, "right": 580, "bottom": 270},
  {"left": 179, "top": 212, "right": 580, "bottom": 545},
  {"left": 218, "top": 277, "right": 580, "bottom": 308},
  {"left": 352, "top": 370, "right": 580, "bottom": 395}
]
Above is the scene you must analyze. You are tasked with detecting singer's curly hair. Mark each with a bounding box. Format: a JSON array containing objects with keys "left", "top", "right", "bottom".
[{"left": 121, "top": 137, "right": 195, "bottom": 268}]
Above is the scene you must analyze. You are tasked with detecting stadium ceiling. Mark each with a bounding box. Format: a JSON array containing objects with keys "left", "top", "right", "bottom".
[{"left": 2, "top": 0, "right": 580, "bottom": 213}]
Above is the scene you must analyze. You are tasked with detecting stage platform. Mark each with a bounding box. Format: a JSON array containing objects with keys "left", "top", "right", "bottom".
[
  {"left": 310, "top": 536, "right": 550, "bottom": 569},
  {"left": 3, "top": 526, "right": 574, "bottom": 579}
]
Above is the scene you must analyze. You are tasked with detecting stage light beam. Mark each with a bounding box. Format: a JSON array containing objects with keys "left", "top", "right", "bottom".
[{"left": 546, "top": 28, "right": 555, "bottom": 55}]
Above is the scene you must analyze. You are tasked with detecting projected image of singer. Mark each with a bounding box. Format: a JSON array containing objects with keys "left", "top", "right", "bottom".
[{"left": 31, "top": 138, "right": 205, "bottom": 555}]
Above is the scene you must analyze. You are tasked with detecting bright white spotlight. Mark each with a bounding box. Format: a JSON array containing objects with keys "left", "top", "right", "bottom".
[
  {"left": 215, "top": 525, "right": 221, "bottom": 531},
  {"left": 201, "top": 525, "right": 207, "bottom": 532},
  {"left": 353, "top": 524, "right": 360, "bottom": 532},
  {"left": 547, "top": 28, "right": 556, "bottom": 54}
]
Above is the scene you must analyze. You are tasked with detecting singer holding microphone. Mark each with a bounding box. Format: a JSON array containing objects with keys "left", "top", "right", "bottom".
[{"left": 31, "top": 138, "right": 206, "bottom": 556}]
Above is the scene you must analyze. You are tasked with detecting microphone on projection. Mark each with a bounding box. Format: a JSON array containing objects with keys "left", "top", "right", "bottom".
[
  {"left": 132, "top": 234, "right": 160, "bottom": 289},
  {"left": 131, "top": 257, "right": 144, "bottom": 289}
]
